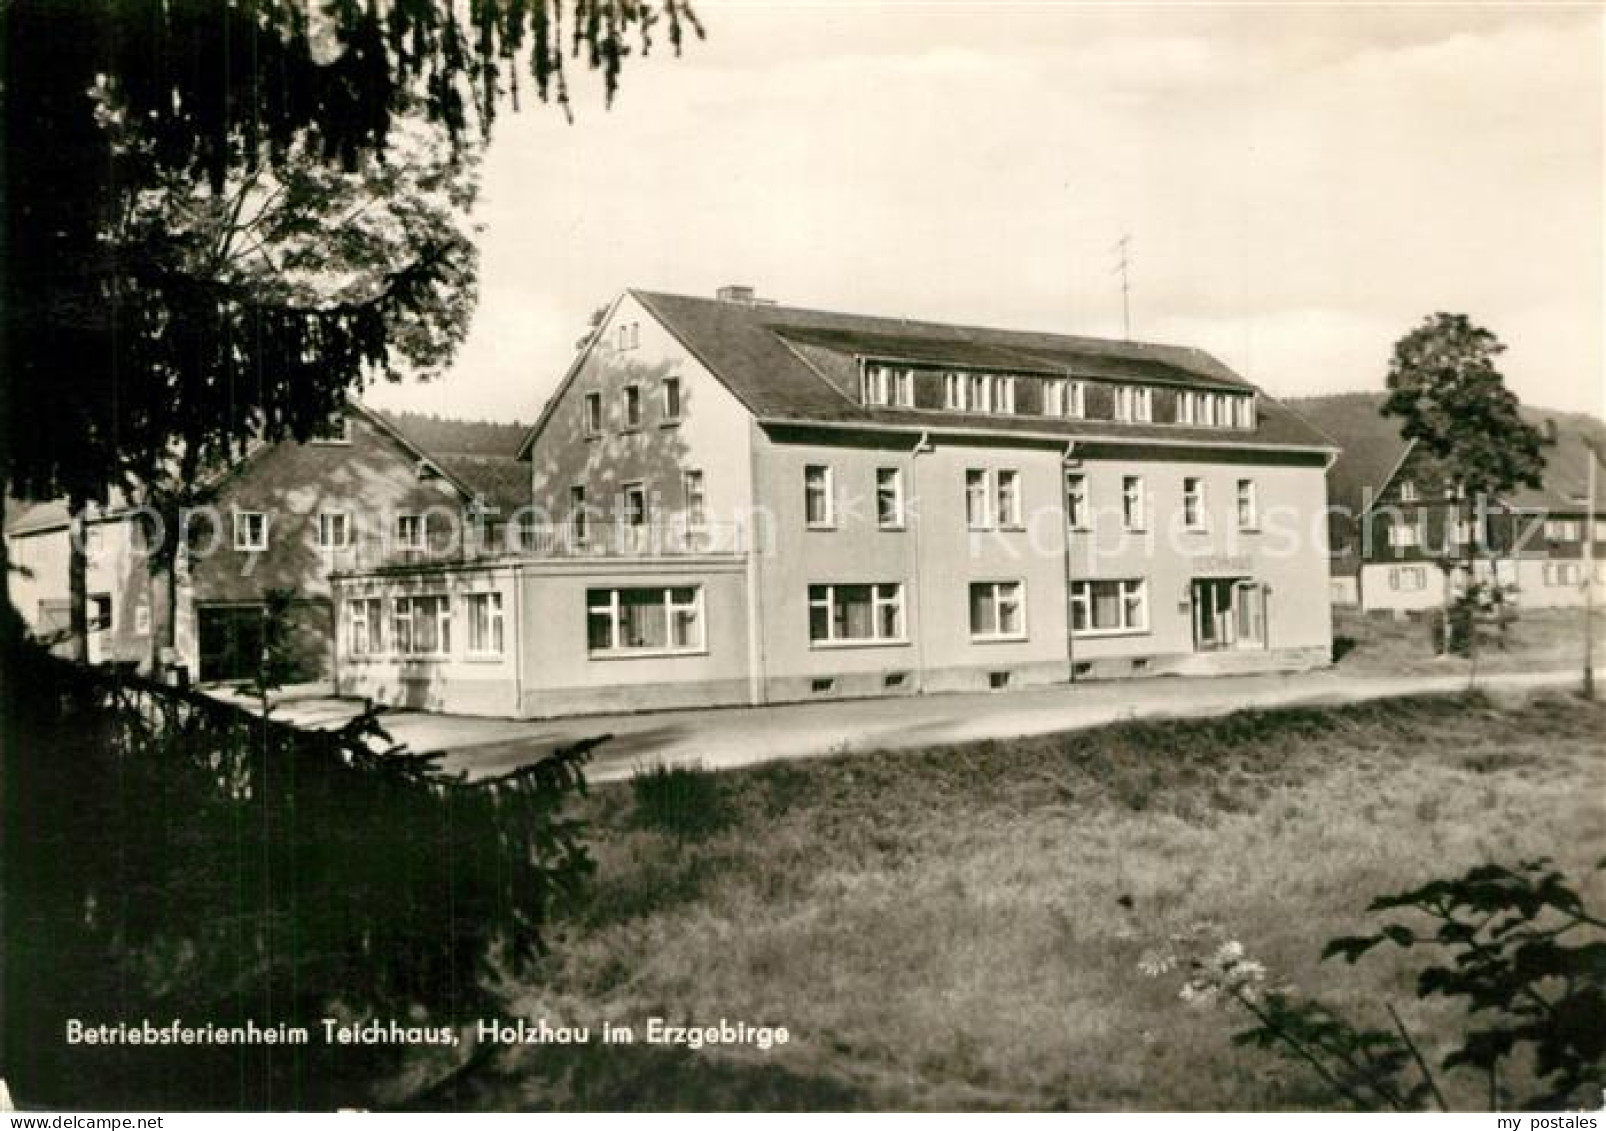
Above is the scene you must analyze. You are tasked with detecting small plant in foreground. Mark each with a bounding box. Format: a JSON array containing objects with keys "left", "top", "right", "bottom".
[
  {"left": 631, "top": 762, "right": 731, "bottom": 841},
  {"left": 1145, "top": 859, "right": 1606, "bottom": 1111}
]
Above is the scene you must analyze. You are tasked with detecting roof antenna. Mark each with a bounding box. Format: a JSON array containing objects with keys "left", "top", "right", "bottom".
[{"left": 1111, "top": 234, "right": 1133, "bottom": 340}]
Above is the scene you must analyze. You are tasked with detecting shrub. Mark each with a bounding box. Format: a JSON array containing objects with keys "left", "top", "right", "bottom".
[
  {"left": 630, "top": 762, "right": 731, "bottom": 841},
  {"left": 1162, "top": 859, "right": 1606, "bottom": 1111}
]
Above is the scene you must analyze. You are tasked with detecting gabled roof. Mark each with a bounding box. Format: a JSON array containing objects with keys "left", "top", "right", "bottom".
[
  {"left": 375, "top": 410, "right": 529, "bottom": 458},
  {"left": 7, "top": 489, "right": 138, "bottom": 537},
  {"left": 4, "top": 402, "right": 495, "bottom": 538},
  {"left": 430, "top": 453, "right": 530, "bottom": 519},
  {"left": 1286, "top": 391, "right": 1606, "bottom": 513},
  {"left": 519, "top": 288, "right": 1334, "bottom": 453}
]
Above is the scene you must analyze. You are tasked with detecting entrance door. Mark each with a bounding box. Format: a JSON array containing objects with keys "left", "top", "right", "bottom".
[
  {"left": 1191, "top": 578, "right": 1265, "bottom": 651},
  {"left": 198, "top": 605, "right": 265, "bottom": 682}
]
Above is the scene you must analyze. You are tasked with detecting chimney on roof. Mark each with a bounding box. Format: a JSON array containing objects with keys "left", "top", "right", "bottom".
[
  {"left": 1543, "top": 418, "right": 1560, "bottom": 444},
  {"left": 716, "top": 284, "right": 757, "bottom": 303}
]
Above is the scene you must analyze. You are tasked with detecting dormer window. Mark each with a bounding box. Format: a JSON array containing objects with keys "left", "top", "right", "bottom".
[
  {"left": 1045, "top": 378, "right": 1086, "bottom": 419},
  {"left": 966, "top": 373, "right": 991, "bottom": 413},
  {"left": 1233, "top": 395, "right": 1255, "bottom": 429},
  {"left": 861, "top": 364, "right": 913, "bottom": 408},
  {"left": 1115, "top": 386, "right": 1152, "bottom": 423}
]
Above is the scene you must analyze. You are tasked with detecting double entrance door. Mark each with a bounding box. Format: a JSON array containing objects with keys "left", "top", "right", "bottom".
[{"left": 1191, "top": 577, "right": 1266, "bottom": 652}]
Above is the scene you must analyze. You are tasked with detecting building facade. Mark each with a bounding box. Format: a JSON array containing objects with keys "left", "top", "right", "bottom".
[
  {"left": 335, "top": 288, "right": 1339, "bottom": 717},
  {"left": 4, "top": 403, "right": 529, "bottom": 682},
  {"left": 1355, "top": 434, "right": 1606, "bottom": 613}
]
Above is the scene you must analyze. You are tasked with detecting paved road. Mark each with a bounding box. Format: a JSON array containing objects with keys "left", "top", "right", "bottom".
[{"left": 242, "top": 666, "right": 1594, "bottom": 784}]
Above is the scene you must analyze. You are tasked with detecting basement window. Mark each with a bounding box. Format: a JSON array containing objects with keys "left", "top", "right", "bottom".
[
  {"left": 811, "top": 677, "right": 836, "bottom": 695},
  {"left": 989, "top": 671, "right": 1011, "bottom": 690},
  {"left": 884, "top": 672, "right": 907, "bottom": 689}
]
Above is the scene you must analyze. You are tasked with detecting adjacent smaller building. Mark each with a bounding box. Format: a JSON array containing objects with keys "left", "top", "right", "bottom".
[
  {"left": 1290, "top": 394, "right": 1606, "bottom": 613},
  {"left": 4, "top": 402, "right": 531, "bottom": 682}
]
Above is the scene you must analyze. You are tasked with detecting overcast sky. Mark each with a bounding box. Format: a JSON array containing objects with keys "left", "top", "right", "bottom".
[{"left": 366, "top": 1, "right": 1605, "bottom": 426}]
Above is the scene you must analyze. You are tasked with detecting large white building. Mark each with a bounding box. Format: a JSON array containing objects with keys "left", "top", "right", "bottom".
[{"left": 332, "top": 287, "right": 1339, "bottom": 717}]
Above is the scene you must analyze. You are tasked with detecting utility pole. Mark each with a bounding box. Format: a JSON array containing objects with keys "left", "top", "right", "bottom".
[
  {"left": 1584, "top": 439, "right": 1599, "bottom": 699},
  {"left": 1111, "top": 234, "right": 1132, "bottom": 340}
]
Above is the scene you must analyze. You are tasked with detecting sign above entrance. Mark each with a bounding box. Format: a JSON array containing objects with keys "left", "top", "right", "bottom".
[{"left": 1190, "top": 553, "right": 1253, "bottom": 575}]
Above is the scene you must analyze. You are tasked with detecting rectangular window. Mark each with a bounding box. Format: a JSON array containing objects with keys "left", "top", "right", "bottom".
[
  {"left": 1177, "top": 391, "right": 1196, "bottom": 425},
  {"left": 995, "top": 376, "right": 1016, "bottom": 414},
  {"left": 1398, "top": 480, "right": 1418, "bottom": 503},
  {"left": 623, "top": 385, "right": 642, "bottom": 429},
  {"left": 966, "top": 373, "right": 991, "bottom": 414},
  {"left": 892, "top": 368, "right": 913, "bottom": 407},
  {"left": 617, "top": 322, "right": 639, "bottom": 351},
  {"left": 1048, "top": 378, "right": 1086, "bottom": 418},
  {"left": 1595, "top": 519, "right": 1606, "bottom": 542},
  {"left": 996, "top": 469, "right": 1022, "bottom": 528},
  {"left": 569, "top": 485, "right": 589, "bottom": 543},
  {"left": 587, "top": 587, "right": 703, "bottom": 654},
  {"left": 683, "top": 470, "right": 706, "bottom": 528},
  {"left": 347, "top": 597, "right": 384, "bottom": 655},
  {"left": 804, "top": 464, "right": 834, "bottom": 528},
  {"left": 807, "top": 583, "right": 904, "bottom": 645},
  {"left": 234, "top": 511, "right": 268, "bottom": 551},
  {"left": 1544, "top": 519, "right": 1582, "bottom": 541},
  {"left": 1237, "top": 479, "right": 1258, "bottom": 529},
  {"left": 622, "top": 483, "right": 649, "bottom": 527},
  {"left": 662, "top": 377, "right": 682, "bottom": 421},
  {"left": 862, "top": 364, "right": 911, "bottom": 407},
  {"left": 1066, "top": 380, "right": 1086, "bottom": 418},
  {"left": 1065, "top": 472, "right": 1088, "bottom": 530},
  {"left": 393, "top": 594, "right": 451, "bottom": 656},
  {"left": 317, "top": 511, "right": 351, "bottom": 550},
  {"left": 1233, "top": 396, "right": 1255, "bottom": 429},
  {"left": 396, "top": 513, "right": 425, "bottom": 550},
  {"left": 1387, "top": 522, "right": 1421, "bottom": 549},
  {"left": 969, "top": 581, "right": 1025, "bottom": 640},
  {"left": 876, "top": 467, "right": 905, "bottom": 529},
  {"left": 465, "top": 592, "right": 504, "bottom": 656},
  {"left": 965, "top": 469, "right": 991, "bottom": 529},
  {"left": 1121, "top": 476, "right": 1145, "bottom": 531},
  {"left": 1116, "top": 386, "right": 1153, "bottom": 423},
  {"left": 1070, "top": 579, "right": 1148, "bottom": 636},
  {"left": 583, "top": 391, "right": 603, "bottom": 437},
  {"left": 1183, "top": 477, "right": 1206, "bottom": 530},
  {"left": 1045, "top": 378, "right": 1066, "bottom": 417},
  {"left": 944, "top": 372, "right": 964, "bottom": 411}
]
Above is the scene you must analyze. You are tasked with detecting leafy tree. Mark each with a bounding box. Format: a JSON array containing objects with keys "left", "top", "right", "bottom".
[
  {"left": 1381, "top": 314, "right": 1545, "bottom": 657},
  {"left": 3, "top": 0, "right": 702, "bottom": 650}
]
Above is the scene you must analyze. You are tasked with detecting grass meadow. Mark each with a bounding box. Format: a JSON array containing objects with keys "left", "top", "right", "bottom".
[{"left": 424, "top": 689, "right": 1605, "bottom": 1111}]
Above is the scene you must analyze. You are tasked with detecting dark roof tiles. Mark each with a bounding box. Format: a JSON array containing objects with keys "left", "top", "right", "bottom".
[{"left": 632, "top": 289, "right": 1333, "bottom": 451}]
